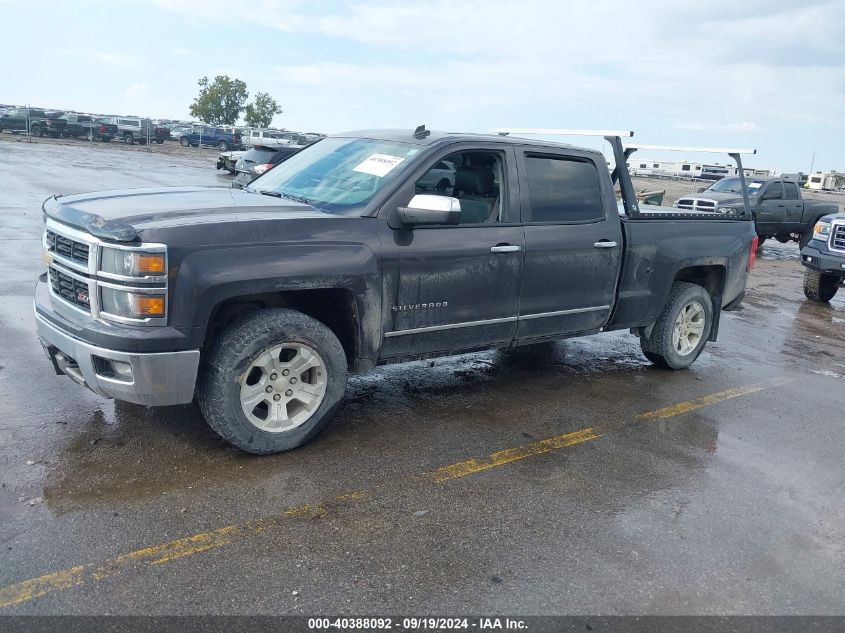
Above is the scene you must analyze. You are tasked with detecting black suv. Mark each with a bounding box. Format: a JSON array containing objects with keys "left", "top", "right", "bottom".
[{"left": 231, "top": 145, "right": 302, "bottom": 189}]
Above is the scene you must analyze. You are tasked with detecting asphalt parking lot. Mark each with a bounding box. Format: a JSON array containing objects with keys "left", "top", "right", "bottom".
[{"left": 0, "top": 137, "right": 843, "bottom": 615}]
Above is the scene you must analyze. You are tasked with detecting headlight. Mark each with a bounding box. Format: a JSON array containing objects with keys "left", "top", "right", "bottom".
[
  {"left": 813, "top": 221, "right": 831, "bottom": 241},
  {"left": 100, "top": 247, "right": 165, "bottom": 277},
  {"left": 100, "top": 287, "right": 165, "bottom": 319},
  {"left": 719, "top": 206, "right": 737, "bottom": 214}
]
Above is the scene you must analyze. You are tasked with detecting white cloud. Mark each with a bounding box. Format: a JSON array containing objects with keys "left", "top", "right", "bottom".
[{"left": 137, "top": 0, "right": 845, "bottom": 168}]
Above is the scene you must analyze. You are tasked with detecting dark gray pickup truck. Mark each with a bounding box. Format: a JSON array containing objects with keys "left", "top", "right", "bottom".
[
  {"left": 675, "top": 176, "right": 838, "bottom": 248},
  {"left": 35, "top": 129, "right": 757, "bottom": 454}
]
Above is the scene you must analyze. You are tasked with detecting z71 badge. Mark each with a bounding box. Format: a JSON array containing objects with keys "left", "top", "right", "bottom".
[{"left": 392, "top": 302, "right": 448, "bottom": 312}]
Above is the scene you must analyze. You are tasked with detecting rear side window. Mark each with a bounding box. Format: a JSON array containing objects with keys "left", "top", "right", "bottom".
[
  {"left": 784, "top": 182, "right": 799, "bottom": 200},
  {"left": 524, "top": 155, "right": 604, "bottom": 223}
]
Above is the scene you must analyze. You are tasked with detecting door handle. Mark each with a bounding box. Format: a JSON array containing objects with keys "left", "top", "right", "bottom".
[
  {"left": 594, "top": 241, "right": 618, "bottom": 249},
  {"left": 490, "top": 244, "right": 522, "bottom": 253}
]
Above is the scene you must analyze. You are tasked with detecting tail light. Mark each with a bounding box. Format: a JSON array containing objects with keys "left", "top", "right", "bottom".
[
  {"left": 253, "top": 164, "right": 273, "bottom": 175},
  {"left": 98, "top": 124, "right": 105, "bottom": 133},
  {"left": 746, "top": 235, "right": 758, "bottom": 272}
]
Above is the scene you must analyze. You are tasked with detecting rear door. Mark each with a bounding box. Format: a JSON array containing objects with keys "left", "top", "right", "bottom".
[
  {"left": 379, "top": 143, "right": 525, "bottom": 358},
  {"left": 782, "top": 181, "right": 804, "bottom": 228},
  {"left": 514, "top": 148, "right": 623, "bottom": 339}
]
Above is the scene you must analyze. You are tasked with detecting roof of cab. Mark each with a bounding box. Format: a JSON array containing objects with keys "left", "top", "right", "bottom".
[{"left": 331, "top": 128, "right": 584, "bottom": 151}]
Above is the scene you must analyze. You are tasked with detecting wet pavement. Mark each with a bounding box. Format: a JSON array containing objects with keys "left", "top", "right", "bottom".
[{"left": 0, "top": 138, "right": 843, "bottom": 615}]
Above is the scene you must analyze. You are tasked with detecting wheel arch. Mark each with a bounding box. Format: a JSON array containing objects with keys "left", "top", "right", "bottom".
[
  {"left": 671, "top": 264, "right": 726, "bottom": 342},
  {"left": 203, "top": 288, "right": 362, "bottom": 370}
]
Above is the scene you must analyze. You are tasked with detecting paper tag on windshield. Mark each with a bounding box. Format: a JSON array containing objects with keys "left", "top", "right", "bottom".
[{"left": 353, "top": 154, "right": 405, "bottom": 177}]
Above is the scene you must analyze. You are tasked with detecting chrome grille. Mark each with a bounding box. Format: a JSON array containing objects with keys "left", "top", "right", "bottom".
[
  {"left": 48, "top": 266, "right": 91, "bottom": 310},
  {"left": 675, "top": 198, "right": 717, "bottom": 212},
  {"left": 831, "top": 223, "right": 845, "bottom": 253},
  {"left": 46, "top": 230, "right": 90, "bottom": 265}
]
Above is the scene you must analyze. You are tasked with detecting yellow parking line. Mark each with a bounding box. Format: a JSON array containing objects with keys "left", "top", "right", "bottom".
[
  {"left": 427, "top": 428, "right": 602, "bottom": 482},
  {"left": 0, "top": 380, "right": 779, "bottom": 609},
  {"left": 637, "top": 383, "right": 763, "bottom": 420}
]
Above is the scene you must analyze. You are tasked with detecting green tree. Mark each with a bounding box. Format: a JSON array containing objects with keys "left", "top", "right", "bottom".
[
  {"left": 189, "top": 75, "right": 249, "bottom": 125},
  {"left": 244, "top": 92, "right": 283, "bottom": 128}
]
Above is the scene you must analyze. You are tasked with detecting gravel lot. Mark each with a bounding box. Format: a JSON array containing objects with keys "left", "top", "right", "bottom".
[{"left": 0, "top": 137, "right": 843, "bottom": 616}]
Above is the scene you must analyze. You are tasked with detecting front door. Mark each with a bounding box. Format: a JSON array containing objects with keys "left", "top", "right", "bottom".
[
  {"left": 514, "top": 148, "right": 623, "bottom": 340},
  {"left": 380, "top": 145, "right": 525, "bottom": 358}
]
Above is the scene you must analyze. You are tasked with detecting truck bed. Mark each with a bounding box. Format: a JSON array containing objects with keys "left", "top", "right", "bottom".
[{"left": 607, "top": 212, "right": 756, "bottom": 330}]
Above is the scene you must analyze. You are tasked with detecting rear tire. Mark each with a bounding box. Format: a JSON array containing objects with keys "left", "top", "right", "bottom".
[
  {"left": 218, "top": 140, "right": 229, "bottom": 151},
  {"left": 180, "top": 136, "right": 190, "bottom": 147},
  {"left": 155, "top": 138, "right": 164, "bottom": 144},
  {"left": 803, "top": 269, "right": 839, "bottom": 302},
  {"left": 123, "top": 133, "right": 135, "bottom": 145},
  {"left": 641, "top": 282, "right": 713, "bottom": 369},
  {"left": 31, "top": 124, "right": 43, "bottom": 137},
  {"left": 198, "top": 309, "right": 348, "bottom": 455}
]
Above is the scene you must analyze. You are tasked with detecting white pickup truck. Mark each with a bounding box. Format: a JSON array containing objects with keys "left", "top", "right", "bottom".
[{"left": 242, "top": 128, "right": 293, "bottom": 148}]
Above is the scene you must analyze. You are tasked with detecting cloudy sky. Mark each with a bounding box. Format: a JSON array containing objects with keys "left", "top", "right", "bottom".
[{"left": 2, "top": 0, "right": 843, "bottom": 172}]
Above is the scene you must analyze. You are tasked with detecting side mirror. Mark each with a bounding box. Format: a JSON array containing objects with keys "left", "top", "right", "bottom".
[{"left": 396, "top": 194, "right": 460, "bottom": 227}]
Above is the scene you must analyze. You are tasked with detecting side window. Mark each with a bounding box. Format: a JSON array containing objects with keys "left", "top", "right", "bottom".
[
  {"left": 413, "top": 150, "right": 506, "bottom": 225},
  {"left": 524, "top": 155, "right": 604, "bottom": 223},
  {"left": 784, "top": 182, "right": 799, "bottom": 200},
  {"left": 765, "top": 182, "right": 783, "bottom": 199},
  {"left": 681, "top": 164, "right": 691, "bottom": 171}
]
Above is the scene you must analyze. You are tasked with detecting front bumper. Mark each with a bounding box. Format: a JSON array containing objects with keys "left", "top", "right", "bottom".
[
  {"left": 800, "top": 245, "right": 845, "bottom": 276},
  {"left": 35, "top": 304, "right": 200, "bottom": 407}
]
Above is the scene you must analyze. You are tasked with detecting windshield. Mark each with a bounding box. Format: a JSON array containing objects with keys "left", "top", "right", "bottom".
[
  {"left": 706, "top": 177, "right": 766, "bottom": 195},
  {"left": 247, "top": 137, "right": 419, "bottom": 214}
]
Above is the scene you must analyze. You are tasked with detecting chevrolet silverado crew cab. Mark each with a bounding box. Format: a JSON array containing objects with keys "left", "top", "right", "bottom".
[
  {"left": 35, "top": 128, "right": 757, "bottom": 454},
  {"left": 675, "top": 176, "right": 838, "bottom": 248},
  {"left": 800, "top": 213, "right": 845, "bottom": 302}
]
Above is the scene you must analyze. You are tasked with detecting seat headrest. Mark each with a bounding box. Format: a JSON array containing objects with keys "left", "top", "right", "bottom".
[{"left": 455, "top": 165, "right": 495, "bottom": 195}]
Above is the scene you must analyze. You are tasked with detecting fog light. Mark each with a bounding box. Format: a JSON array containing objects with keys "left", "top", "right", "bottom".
[{"left": 94, "top": 356, "right": 133, "bottom": 382}]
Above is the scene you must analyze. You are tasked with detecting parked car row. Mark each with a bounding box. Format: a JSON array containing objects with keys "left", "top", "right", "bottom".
[{"left": 0, "top": 108, "right": 171, "bottom": 145}]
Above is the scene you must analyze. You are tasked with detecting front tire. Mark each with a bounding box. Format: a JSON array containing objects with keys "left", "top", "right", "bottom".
[
  {"left": 124, "top": 133, "right": 135, "bottom": 145},
  {"left": 641, "top": 282, "right": 713, "bottom": 369},
  {"left": 803, "top": 269, "right": 839, "bottom": 302},
  {"left": 180, "top": 136, "right": 190, "bottom": 147},
  {"left": 798, "top": 231, "right": 812, "bottom": 249},
  {"left": 198, "top": 309, "right": 348, "bottom": 455}
]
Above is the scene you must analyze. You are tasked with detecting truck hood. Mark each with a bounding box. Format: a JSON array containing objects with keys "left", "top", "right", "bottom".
[{"left": 43, "top": 186, "right": 327, "bottom": 242}]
